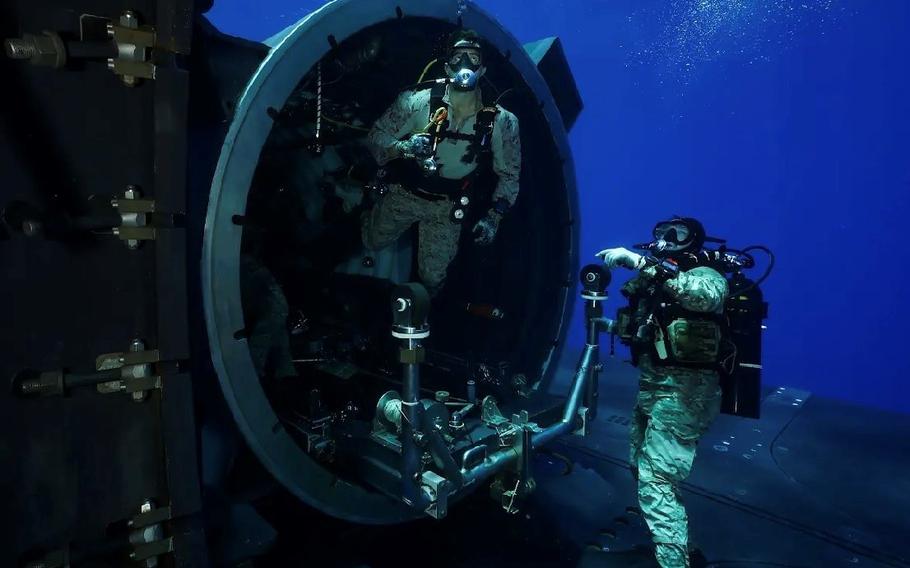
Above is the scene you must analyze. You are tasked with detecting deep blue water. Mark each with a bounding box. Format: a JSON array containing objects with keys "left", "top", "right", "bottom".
[{"left": 207, "top": 1, "right": 910, "bottom": 414}]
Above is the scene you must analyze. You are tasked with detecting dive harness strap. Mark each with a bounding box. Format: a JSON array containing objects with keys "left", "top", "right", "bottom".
[
  {"left": 383, "top": 85, "right": 501, "bottom": 223},
  {"left": 427, "top": 83, "right": 499, "bottom": 166}
]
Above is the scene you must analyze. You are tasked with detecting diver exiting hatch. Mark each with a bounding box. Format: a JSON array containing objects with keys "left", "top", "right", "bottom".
[
  {"left": 362, "top": 29, "right": 521, "bottom": 295},
  {"left": 598, "top": 216, "right": 772, "bottom": 568}
]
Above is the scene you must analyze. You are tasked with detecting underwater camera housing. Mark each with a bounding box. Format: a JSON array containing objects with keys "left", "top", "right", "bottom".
[{"left": 201, "top": 0, "right": 585, "bottom": 523}]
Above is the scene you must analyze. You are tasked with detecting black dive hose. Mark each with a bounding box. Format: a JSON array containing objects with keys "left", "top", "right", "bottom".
[{"left": 736, "top": 245, "right": 775, "bottom": 293}]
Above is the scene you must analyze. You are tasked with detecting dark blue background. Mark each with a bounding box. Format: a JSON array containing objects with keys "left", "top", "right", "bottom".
[{"left": 207, "top": 1, "right": 910, "bottom": 414}]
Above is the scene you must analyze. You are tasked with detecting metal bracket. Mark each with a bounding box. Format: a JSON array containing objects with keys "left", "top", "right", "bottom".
[
  {"left": 112, "top": 186, "right": 156, "bottom": 249},
  {"left": 95, "top": 339, "right": 161, "bottom": 402},
  {"left": 420, "top": 471, "right": 451, "bottom": 520},
  {"left": 510, "top": 410, "right": 542, "bottom": 435},
  {"left": 480, "top": 395, "right": 509, "bottom": 427},
  {"left": 573, "top": 406, "right": 591, "bottom": 436},
  {"left": 482, "top": 396, "right": 524, "bottom": 447},
  {"left": 128, "top": 501, "right": 173, "bottom": 567},
  {"left": 490, "top": 474, "right": 535, "bottom": 515},
  {"left": 489, "top": 427, "right": 536, "bottom": 515},
  {"left": 105, "top": 11, "right": 156, "bottom": 86}
]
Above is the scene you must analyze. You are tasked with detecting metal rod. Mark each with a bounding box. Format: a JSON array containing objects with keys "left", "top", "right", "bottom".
[
  {"left": 66, "top": 40, "right": 118, "bottom": 59},
  {"left": 65, "top": 368, "right": 123, "bottom": 388},
  {"left": 459, "top": 343, "right": 596, "bottom": 486},
  {"left": 584, "top": 304, "right": 602, "bottom": 421},
  {"left": 533, "top": 343, "right": 595, "bottom": 449},
  {"left": 400, "top": 339, "right": 422, "bottom": 504}
]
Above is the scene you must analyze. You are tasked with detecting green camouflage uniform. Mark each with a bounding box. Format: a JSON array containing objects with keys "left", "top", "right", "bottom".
[
  {"left": 623, "top": 265, "right": 729, "bottom": 568},
  {"left": 363, "top": 86, "right": 521, "bottom": 291},
  {"left": 240, "top": 255, "right": 296, "bottom": 380}
]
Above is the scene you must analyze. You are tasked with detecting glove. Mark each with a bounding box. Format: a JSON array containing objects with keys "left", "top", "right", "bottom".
[
  {"left": 396, "top": 133, "right": 434, "bottom": 159},
  {"left": 472, "top": 210, "right": 502, "bottom": 245},
  {"left": 596, "top": 247, "right": 644, "bottom": 270}
]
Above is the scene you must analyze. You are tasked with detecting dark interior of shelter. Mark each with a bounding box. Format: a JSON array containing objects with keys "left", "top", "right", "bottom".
[{"left": 1, "top": 1, "right": 907, "bottom": 568}]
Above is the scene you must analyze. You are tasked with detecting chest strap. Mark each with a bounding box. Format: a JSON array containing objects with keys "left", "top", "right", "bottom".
[{"left": 427, "top": 84, "right": 499, "bottom": 164}]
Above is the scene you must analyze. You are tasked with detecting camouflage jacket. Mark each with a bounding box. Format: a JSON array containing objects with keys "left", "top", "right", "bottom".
[
  {"left": 622, "top": 265, "right": 730, "bottom": 387},
  {"left": 366, "top": 86, "right": 521, "bottom": 206}
]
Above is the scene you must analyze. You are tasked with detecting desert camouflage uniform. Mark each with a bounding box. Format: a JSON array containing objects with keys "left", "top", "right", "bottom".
[
  {"left": 623, "top": 265, "right": 729, "bottom": 568},
  {"left": 363, "top": 86, "right": 521, "bottom": 291}
]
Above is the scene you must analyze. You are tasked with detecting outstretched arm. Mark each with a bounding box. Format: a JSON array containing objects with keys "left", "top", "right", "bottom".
[{"left": 597, "top": 248, "right": 728, "bottom": 313}]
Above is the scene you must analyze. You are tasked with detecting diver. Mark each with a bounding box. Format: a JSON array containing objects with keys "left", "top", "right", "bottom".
[
  {"left": 362, "top": 29, "right": 521, "bottom": 295},
  {"left": 240, "top": 253, "right": 296, "bottom": 382},
  {"left": 597, "top": 217, "right": 730, "bottom": 568}
]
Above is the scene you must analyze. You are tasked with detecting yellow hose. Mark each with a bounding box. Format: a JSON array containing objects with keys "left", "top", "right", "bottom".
[
  {"left": 321, "top": 114, "right": 370, "bottom": 132},
  {"left": 417, "top": 58, "right": 439, "bottom": 84}
]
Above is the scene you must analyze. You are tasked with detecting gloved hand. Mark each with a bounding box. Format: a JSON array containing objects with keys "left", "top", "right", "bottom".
[
  {"left": 396, "top": 133, "right": 434, "bottom": 159},
  {"left": 472, "top": 210, "right": 502, "bottom": 245},
  {"left": 596, "top": 247, "right": 644, "bottom": 270}
]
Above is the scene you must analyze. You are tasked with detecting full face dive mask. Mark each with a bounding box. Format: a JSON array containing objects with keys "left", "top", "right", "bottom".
[{"left": 445, "top": 42, "right": 485, "bottom": 91}]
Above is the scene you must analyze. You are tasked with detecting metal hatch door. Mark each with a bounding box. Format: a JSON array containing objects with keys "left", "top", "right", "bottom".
[{"left": 0, "top": 1, "right": 205, "bottom": 565}]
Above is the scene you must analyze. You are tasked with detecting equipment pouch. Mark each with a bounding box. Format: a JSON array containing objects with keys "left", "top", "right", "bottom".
[
  {"left": 666, "top": 319, "right": 721, "bottom": 363},
  {"left": 614, "top": 307, "right": 634, "bottom": 344}
]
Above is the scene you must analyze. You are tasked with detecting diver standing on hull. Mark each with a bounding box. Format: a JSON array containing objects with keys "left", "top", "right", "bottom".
[
  {"left": 598, "top": 217, "right": 730, "bottom": 568},
  {"left": 362, "top": 29, "right": 521, "bottom": 295}
]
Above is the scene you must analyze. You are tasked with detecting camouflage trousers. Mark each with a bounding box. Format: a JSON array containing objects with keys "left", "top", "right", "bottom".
[
  {"left": 630, "top": 357, "right": 721, "bottom": 568},
  {"left": 240, "top": 256, "right": 296, "bottom": 380},
  {"left": 361, "top": 184, "right": 462, "bottom": 292}
]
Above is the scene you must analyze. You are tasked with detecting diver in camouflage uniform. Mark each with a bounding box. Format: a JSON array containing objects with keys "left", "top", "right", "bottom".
[
  {"left": 598, "top": 217, "right": 730, "bottom": 568},
  {"left": 363, "top": 29, "right": 521, "bottom": 294},
  {"left": 240, "top": 254, "right": 296, "bottom": 381}
]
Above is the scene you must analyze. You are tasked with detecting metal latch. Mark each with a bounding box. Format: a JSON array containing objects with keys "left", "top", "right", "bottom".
[
  {"left": 19, "top": 501, "right": 172, "bottom": 568},
  {"left": 480, "top": 395, "right": 509, "bottom": 427},
  {"left": 4, "top": 11, "right": 156, "bottom": 87},
  {"left": 128, "top": 501, "right": 173, "bottom": 567},
  {"left": 96, "top": 339, "right": 162, "bottom": 402},
  {"left": 101, "top": 11, "right": 156, "bottom": 86},
  {"left": 112, "top": 186, "right": 156, "bottom": 249},
  {"left": 13, "top": 339, "right": 164, "bottom": 401}
]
